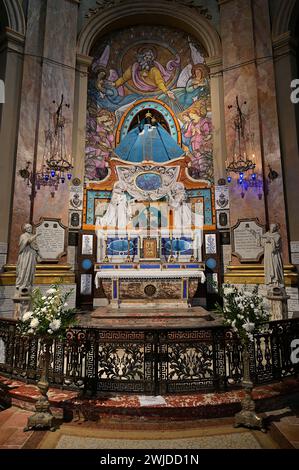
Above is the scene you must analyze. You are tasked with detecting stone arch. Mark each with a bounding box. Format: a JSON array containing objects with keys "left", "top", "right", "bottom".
[
  {"left": 77, "top": 1, "right": 221, "bottom": 59},
  {"left": 0, "top": 0, "right": 25, "bottom": 35},
  {"left": 272, "top": 0, "right": 299, "bottom": 38}
]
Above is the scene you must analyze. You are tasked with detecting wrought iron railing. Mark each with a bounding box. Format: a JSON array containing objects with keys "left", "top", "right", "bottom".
[{"left": 0, "top": 318, "right": 298, "bottom": 395}]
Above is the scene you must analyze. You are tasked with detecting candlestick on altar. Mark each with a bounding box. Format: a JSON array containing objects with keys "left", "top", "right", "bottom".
[
  {"left": 103, "top": 233, "right": 109, "bottom": 263},
  {"left": 190, "top": 230, "right": 195, "bottom": 262},
  {"left": 126, "top": 232, "right": 131, "bottom": 262},
  {"left": 168, "top": 230, "right": 175, "bottom": 263}
]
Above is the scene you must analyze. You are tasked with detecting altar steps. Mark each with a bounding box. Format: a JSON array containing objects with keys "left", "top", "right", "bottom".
[{"left": 81, "top": 309, "right": 220, "bottom": 328}]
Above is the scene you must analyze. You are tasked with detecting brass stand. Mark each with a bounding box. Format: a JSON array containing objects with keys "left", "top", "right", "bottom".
[
  {"left": 24, "top": 338, "right": 56, "bottom": 432},
  {"left": 234, "top": 349, "right": 266, "bottom": 432},
  {"left": 126, "top": 237, "right": 131, "bottom": 262},
  {"left": 103, "top": 237, "right": 109, "bottom": 263},
  {"left": 168, "top": 236, "right": 175, "bottom": 263}
]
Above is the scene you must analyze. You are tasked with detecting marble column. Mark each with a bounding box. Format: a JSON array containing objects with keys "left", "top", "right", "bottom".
[
  {"left": 273, "top": 33, "right": 299, "bottom": 251},
  {"left": 72, "top": 53, "right": 93, "bottom": 183},
  {"left": 219, "top": 0, "right": 289, "bottom": 263},
  {"left": 0, "top": 28, "right": 25, "bottom": 264},
  {"left": 206, "top": 56, "right": 227, "bottom": 183},
  {"left": 8, "top": 0, "right": 78, "bottom": 264}
]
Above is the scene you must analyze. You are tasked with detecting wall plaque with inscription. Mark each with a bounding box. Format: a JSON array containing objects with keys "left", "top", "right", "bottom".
[
  {"left": 35, "top": 218, "right": 67, "bottom": 262},
  {"left": 232, "top": 218, "right": 264, "bottom": 262}
]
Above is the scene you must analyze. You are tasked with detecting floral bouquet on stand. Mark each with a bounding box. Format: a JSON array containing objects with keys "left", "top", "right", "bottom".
[
  {"left": 216, "top": 284, "right": 270, "bottom": 432},
  {"left": 218, "top": 285, "right": 269, "bottom": 344},
  {"left": 17, "top": 285, "right": 77, "bottom": 432}
]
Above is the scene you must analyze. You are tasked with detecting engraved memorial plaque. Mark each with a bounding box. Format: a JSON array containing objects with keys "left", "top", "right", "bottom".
[
  {"left": 232, "top": 218, "right": 264, "bottom": 262},
  {"left": 35, "top": 218, "right": 67, "bottom": 262}
]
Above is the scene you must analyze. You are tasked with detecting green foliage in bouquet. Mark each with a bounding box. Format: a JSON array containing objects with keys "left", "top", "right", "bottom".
[
  {"left": 216, "top": 285, "right": 270, "bottom": 344},
  {"left": 17, "top": 285, "right": 77, "bottom": 339}
]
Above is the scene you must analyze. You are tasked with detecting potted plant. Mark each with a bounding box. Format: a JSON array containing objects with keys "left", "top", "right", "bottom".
[
  {"left": 17, "top": 284, "right": 77, "bottom": 431},
  {"left": 217, "top": 284, "right": 269, "bottom": 431}
]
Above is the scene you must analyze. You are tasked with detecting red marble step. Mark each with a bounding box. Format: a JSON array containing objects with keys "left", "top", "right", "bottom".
[{"left": 1, "top": 374, "right": 299, "bottom": 422}]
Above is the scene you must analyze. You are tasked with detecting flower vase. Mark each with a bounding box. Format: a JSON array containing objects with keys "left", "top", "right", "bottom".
[
  {"left": 24, "top": 337, "right": 56, "bottom": 432},
  {"left": 234, "top": 346, "right": 265, "bottom": 432}
]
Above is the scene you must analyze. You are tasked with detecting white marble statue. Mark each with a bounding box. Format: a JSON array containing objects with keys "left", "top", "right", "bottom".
[
  {"left": 250, "top": 223, "right": 284, "bottom": 288},
  {"left": 95, "top": 182, "right": 133, "bottom": 229},
  {"left": 168, "top": 182, "right": 192, "bottom": 232},
  {"left": 15, "top": 223, "right": 41, "bottom": 297}
]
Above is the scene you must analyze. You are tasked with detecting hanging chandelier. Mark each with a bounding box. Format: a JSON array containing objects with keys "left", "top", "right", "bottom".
[
  {"left": 19, "top": 94, "right": 73, "bottom": 197},
  {"left": 225, "top": 96, "right": 263, "bottom": 198}
]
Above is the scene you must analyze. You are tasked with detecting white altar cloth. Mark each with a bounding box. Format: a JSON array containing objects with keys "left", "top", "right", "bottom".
[{"left": 95, "top": 269, "right": 206, "bottom": 288}]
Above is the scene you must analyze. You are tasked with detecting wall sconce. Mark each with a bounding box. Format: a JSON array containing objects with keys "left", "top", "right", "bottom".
[{"left": 267, "top": 165, "right": 279, "bottom": 182}]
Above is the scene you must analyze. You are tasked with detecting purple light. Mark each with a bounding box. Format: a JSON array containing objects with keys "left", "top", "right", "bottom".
[
  {"left": 51, "top": 170, "right": 55, "bottom": 177},
  {"left": 227, "top": 176, "right": 232, "bottom": 183},
  {"left": 67, "top": 173, "right": 72, "bottom": 180}
]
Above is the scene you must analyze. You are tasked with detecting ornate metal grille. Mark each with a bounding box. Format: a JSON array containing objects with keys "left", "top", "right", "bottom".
[{"left": 0, "top": 318, "right": 298, "bottom": 395}]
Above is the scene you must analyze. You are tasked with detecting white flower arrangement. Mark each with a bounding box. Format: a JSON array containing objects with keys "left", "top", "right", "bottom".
[
  {"left": 216, "top": 285, "right": 270, "bottom": 344},
  {"left": 17, "top": 285, "right": 76, "bottom": 339}
]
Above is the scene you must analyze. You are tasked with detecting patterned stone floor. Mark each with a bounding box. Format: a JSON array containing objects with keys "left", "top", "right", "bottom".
[{"left": 0, "top": 406, "right": 279, "bottom": 449}]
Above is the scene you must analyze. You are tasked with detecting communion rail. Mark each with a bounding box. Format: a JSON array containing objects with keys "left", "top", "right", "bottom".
[{"left": 0, "top": 318, "right": 298, "bottom": 395}]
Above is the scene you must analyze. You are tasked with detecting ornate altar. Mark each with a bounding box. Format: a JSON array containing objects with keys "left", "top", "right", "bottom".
[{"left": 80, "top": 27, "right": 219, "bottom": 310}]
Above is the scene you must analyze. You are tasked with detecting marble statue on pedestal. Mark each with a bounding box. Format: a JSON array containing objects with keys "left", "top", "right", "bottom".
[
  {"left": 250, "top": 223, "right": 287, "bottom": 320},
  {"left": 15, "top": 223, "right": 41, "bottom": 297},
  {"left": 250, "top": 223, "right": 284, "bottom": 289},
  {"left": 14, "top": 223, "right": 41, "bottom": 320}
]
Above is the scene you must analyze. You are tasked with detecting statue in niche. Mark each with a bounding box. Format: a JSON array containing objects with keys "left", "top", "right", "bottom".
[
  {"left": 95, "top": 182, "right": 133, "bottom": 229},
  {"left": 250, "top": 223, "right": 284, "bottom": 289},
  {"left": 168, "top": 182, "right": 192, "bottom": 232},
  {"left": 15, "top": 224, "right": 41, "bottom": 297}
]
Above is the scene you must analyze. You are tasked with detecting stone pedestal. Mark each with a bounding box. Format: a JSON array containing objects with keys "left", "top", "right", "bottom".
[
  {"left": 267, "top": 287, "right": 289, "bottom": 321},
  {"left": 13, "top": 295, "right": 31, "bottom": 320}
]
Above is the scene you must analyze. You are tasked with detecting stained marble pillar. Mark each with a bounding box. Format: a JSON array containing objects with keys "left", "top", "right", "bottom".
[
  {"left": 0, "top": 29, "right": 25, "bottom": 258},
  {"left": 72, "top": 53, "right": 93, "bottom": 183},
  {"left": 219, "top": 0, "right": 289, "bottom": 263},
  {"left": 8, "top": 0, "right": 78, "bottom": 264},
  {"left": 273, "top": 33, "right": 299, "bottom": 249},
  {"left": 206, "top": 56, "right": 227, "bottom": 183}
]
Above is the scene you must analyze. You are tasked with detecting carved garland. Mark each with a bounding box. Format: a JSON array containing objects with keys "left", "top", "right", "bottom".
[{"left": 85, "top": 0, "right": 212, "bottom": 20}]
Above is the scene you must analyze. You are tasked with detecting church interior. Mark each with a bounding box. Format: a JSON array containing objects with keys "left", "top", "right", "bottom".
[{"left": 1, "top": 0, "right": 299, "bottom": 452}]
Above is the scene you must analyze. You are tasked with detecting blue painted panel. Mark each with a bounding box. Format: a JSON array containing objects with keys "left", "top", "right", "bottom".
[
  {"left": 107, "top": 238, "right": 137, "bottom": 256},
  {"left": 113, "top": 280, "right": 118, "bottom": 299},
  {"left": 206, "top": 258, "right": 217, "bottom": 269},
  {"left": 162, "top": 238, "right": 192, "bottom": 255},
  {"left": 140, "top": 264, "right": 160, "bottom": 269},
  {"left": 81, "top": 259, "right": 93, "bottom": 270},
  {"left": 183, "top": 280, "right": 187, "bottom": 299},
  {"left": 136, "top": 173, "right": 162, "bottom": 191}
]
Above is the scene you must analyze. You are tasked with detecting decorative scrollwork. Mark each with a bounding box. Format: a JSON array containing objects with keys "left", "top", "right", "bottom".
[
  {"left": 85, "top": 0, "right": 212, "bottom": 20},
  {"left": 98, "top": 344, "right": 144, "bottom": 380},
  {"left": 168, "top": 344, "right": 213, "bottom": 379},
  {"left": 0, "top": 320, "right": 298, "bottom": 395}
]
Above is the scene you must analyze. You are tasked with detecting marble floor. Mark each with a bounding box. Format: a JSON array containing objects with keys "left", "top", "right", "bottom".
[{"left": 0, "top": 406, "right": 280, "bottom": 449}]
